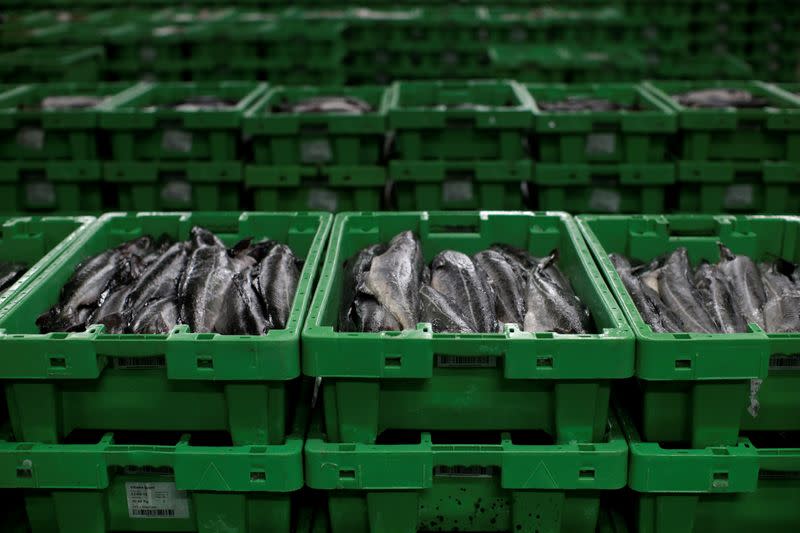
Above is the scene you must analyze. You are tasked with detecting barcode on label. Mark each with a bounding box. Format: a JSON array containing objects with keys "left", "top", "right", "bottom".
[
  {"left": 126, "top": 481, "right": 189, "bottom": 520},
  {"left": 436, "top": 355, "right": 497, "bottom": 368},
  {"left": 434, "top": 465, "right": 498, "bottom": 478},
  {"left": 112, "top": 356, "right": 166, "bottom": 369},
  {"left": 769, "top": 354, "right": 800, "bottom": 371}
]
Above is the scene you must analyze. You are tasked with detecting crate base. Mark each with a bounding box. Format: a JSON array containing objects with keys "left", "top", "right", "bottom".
[
  {"left": 0, "top": 161, "right": 102, "bottom": 213},
  {"left": 103, "top": 161, "right": 242, "bottom": 210}
]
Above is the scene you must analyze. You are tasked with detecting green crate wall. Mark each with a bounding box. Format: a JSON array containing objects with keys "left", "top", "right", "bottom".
[
  {"left": 0, "top": 211, "right": 331, "bottom": 445},
  {"left": 0, "top": 47, "right": 104, "bottom": 83},
  {"left": 303, "top": 211, "right": 634, "bottom": 444}
]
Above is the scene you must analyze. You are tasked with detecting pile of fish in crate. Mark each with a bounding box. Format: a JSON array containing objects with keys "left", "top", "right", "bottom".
[{"left": 0, "top": 211, "right": 799, "bottom": 531}]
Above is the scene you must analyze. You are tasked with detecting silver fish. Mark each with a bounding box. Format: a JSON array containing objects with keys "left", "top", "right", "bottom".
[
  {"left": 419, "top": 284, "right": 477, "bottom": 333},
  {"left": 719, "top": 244, "right": 766, "bottom": 330},
  {"left": 657, "top": 248, "right": 716, "bottom": 333},
  {"left": 360, "top": 231, "right": 424, "bottom": 330},
  {"left": 760, "top": 262, "right": 800, "bottom": 333},
  {"left": 350, "top": 293, "right": 401, "bottom": 332},
  {"left": 254, "top": 244, "right": 301, "bottom": 330},
  {"left": 339, "top": 244, "right": 386, "bottom": 332},
  {"left": 694, "top": 263, "right": 748, "bottom": 333},
  {"left": 610, "top": 253, "right": 682, "bottom": 333},
  {"left": 177, "top": 244, "right": 238, "bottom": 333},
  {"left": 218, "top": 272, "right": 271, "bottom": 335},
  {"left": 0, "top": 262, "right": 27, "bottom": 293},
  {"left": 524, "top": 251, "right": 590, "bottom": 334},
  {"left": 473, "top": 249, "right": 525, "bottom": 326},
  {"left": 124, "top": 242, "right": 188, "bottom": 315},
  {"left": 431, "top": 250, "right": 497, "bottom": 333},
  {"left": 130, "top": 298, "right": 179, "bottom": 334}
]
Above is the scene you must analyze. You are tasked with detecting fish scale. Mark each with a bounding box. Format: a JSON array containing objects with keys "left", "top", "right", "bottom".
[
  {"left": 657, "top": 248, "right": 716, "bottom": 334},
  {"left": 431, "top": 250, "right": 497, "bottom": 333}
]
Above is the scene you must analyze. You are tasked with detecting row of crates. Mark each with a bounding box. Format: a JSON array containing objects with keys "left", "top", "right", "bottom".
[
  {"left": 0, "top": 211, "right": 798, "bottom": 532},
  {"left": 3, "top": 5, "right": 798, "bottom": 83},
  {"left": 1, "top": 79, "right": 799, "bottom": 214}
]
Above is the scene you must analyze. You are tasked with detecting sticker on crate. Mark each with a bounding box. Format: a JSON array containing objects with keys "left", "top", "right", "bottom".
[{"left": 126, "top": 482, "right": 190, "bottom": 519}]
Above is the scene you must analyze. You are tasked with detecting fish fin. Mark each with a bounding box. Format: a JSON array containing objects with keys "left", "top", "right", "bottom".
[
  {"left": 538, "top": 249, "right": 559, "bottom": 272},
  {"left": 35, "top": 308, "right": 58, "bottom": 332},
  {"left": 718, "top": 242, "right": 735, "bottom": 261},
  {"left": 230, "top": 237, "right": 254, "bottom": 257}
]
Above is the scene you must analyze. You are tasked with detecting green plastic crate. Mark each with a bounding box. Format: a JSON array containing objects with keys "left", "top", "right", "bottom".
[
  {"left": 103, "top": 161, "right": 242, "bottom": 211},
  {"left": 245, "top": 165, "right": 385, "bottom": 212},
  {"left": 0, "top": 47, "right": 103, "bottom": 83},
  {"left": 0, "top": 211, "right": 332, "bottom": 445},
  {"left": 528, "top": 83, "right": 676, "bottom": 165},
  {"left": 653, "top": 54, "right": 754, "bottom": 81},
  {"left": 484, "top": 6, "right": 631, "bottom": 46},
  {"left": 244, "top": 85, "right": 389, "bottom": 167},
  {"left": 488, "top": 45, "right": 648, "bottom": 83},
  {"left": 0, "top": 83, "right": 132, "bottom": 162},
  {"left": 622, "top": 407, "right": 800, "bottom": 533},
  {"left": 344, "top": 50, "right": 490, "bottom": 83},
  {"left": 0, "top": 215, "right": 93, "bottom": 309},
  {"left": 0, "top": 160, "right": 104, "bottom": 213},
  {"left": 388, "top": 80, "right": 533, "bottom": 161},
  {"left": 344, "top": 7, "right": 425, "bottom": 51},
  {"left": 534, "top": 163, "right": 676, "bottom": 213},
  {"left": 303, "top": 211, "right": 634, "bottom": 444},
  {"left": 388, "top": 160, "right": 532, "bottom": 210},
  {"left": 0, "top": 398, "right": 306, "bottom": 533},
  {"left": 304, "top": 410, "right": 628, "bottom": 533},
  {"left": 100, "top": 81, "right": 267, "bottom": 161},
  {"left": 577, "top": 215, "right": 781, "bottom": 448},
  {"left": 676, "top": 161, "right": 800, "bottom": 213},
  {"left": 645, "top": 80, "right": 800, "bottom": 162}
]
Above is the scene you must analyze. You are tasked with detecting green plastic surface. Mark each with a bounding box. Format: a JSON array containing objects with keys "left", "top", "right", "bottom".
[
  {"left": 0, "top": 47, "right": 103, "bottom": 83},
  {"left": 579, "top": 214, "right": 800, "bottom": 445},
  {"left": 305, "top": 410, "right": 628, "bottom": 533},
  {"left": 527, "top": 83, "right": 676, "bottom": 164},
  {"left": 0, "top": 160, "right": 103, "bottom": 213},
  {"left": 645, "top": 80, "right": 800, "bottom": 162},
  {"left": 245, "top": 165, "right": 385, "bottom": 212},
  {"left": 533, "top": 163, "right": 675, "bottom": 213},
  {"left": 388, "top": 160, "right": 531, "bottom": 210},
  {"left": 387, "top": 80, "right": 534, "bottom": 161},
  {"left": 99, "top": 81, "right": 267, "bottom": 161},
  {"left": 0, "top": 398, "right": 306, "bottom": 533},
  {"left": 244, "top": 85, "right": 389, "bottom": 167},
  {"left": 303, "top": 211, "right": 633, "bottom": 444},
  {"left": 622, "top": 406, "right": 800, "bottom": 533},
  {"left": 0, "top": 211, "right": 331, "bottom": 445}
]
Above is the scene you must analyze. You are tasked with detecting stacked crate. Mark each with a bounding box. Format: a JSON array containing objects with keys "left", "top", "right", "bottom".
[
  {"left": 0, "top": 211, "right": 332, "bottom": 533},
  {"left": 579, "top": 214, "right": 800, "bottom": 533},
  {"left": 243, "top": 85, "right": 389, "bottom": 212},
  {"left": 646, "top": 80, "right": 800, "bottom": 214},
  {"left": 0, "top": 83, "right": 131, "bottom": 213},
  {"left": 302, "top": 211, "right": 635, "bottom": 532},
  {"left": 527, "top": 83, "right": 677, "bottom": 213},
  {"left": 100, "top": 81, "right": 267, "bottom": 211},
  {"left": 387, "top": 80, "right": 534, "bottom": 210}
]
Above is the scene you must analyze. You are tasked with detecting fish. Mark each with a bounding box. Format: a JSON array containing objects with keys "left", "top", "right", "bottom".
[
  {"left": 523, "top": 251, "right": 590, "bottom": 334},
  {"left": 124, "top": 242, "right": 188, "bottom": 316},
  {"left": 693, "top": 263, "right": 748, "bottom": 333},
  {"left": 129, "top": 298, "right": 179, "bottom": 334},
  {"left": 217, "top": 272, "right": 271, "bottom": 335},
  {"left": 359, "top": 231, "right": 424, "bottom": 330},
  {"left": 635, "top": 256, "right": 664, "bottom": 295},
  {"left": 274, "top": 96, "right": 374, "bottom": 114},
  {"left": 190, "top": 225, "right": 225, "bottom": 249},
  {"left": 610, "top": 253, "right": 682, "bottom": 333},
  {"left": 759, "top": 262, "right": 800, "bottom": 333},
  {"left": 657, "top": 248, "right": 716, "bottom": 333},
  {"left": 718, "top": 244, "right": 767, "bottom": 330},
  {"left": 538, "top": 97, "right": 630, "bottom": 112},
  {"left": 254, "top": 243, "right": 301, "bottom": 330},
  {"left": 431, "top": 250, "right": 497, "bottom": 333},
  {"left": 86, "top": 285, "right": 132, "bottom": 334},
  {"left": 339, "top": 244, "right": 386, "bottom": 332},
  {"left": 349, "top": 293, "right": 401, "bottom": 332},
  {"left": 0, "top": 262, "right": 27, "bottom": 293},
  {"left": 177, "top": 244, "right": 238, "bottom": 333},
  {"left": 40, "top": 95, "right": 104, "bottom": 110},
  {"left": 473, "top": 249, "right": 525, "bottom": 326},
  {"left": 674, "top": 89, "right": 770, "bottom": 109},
  {"left": 419, "top": 284, "right": 477, "bottom": 333}
]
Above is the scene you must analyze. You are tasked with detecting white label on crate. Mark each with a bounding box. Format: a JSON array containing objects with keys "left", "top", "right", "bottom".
[
  {"left": 307, "top": 187, "right": 338, "bottom": 212},
  {"left": 585, "top": 133, "right": 616, "bottom": 156},
  {"left": 442, "top": 180, "right": 474, "bottom": 204},
  {"left": 17, "top": 127, "right": 45, "bottom": 150},
  {"left": 126, "top": 482, "right": 190, "bottom": 519},
  {"left": 724, "top": 184, "right": 754, "bottom": 210},
  {"left": 588, "top": 188, "right": 621, "bottom": 213},
  {"left": 160, "top": 179, "right": 192, "bottom": 206},
  {"left": 25, "top": 181, "right": 56, "bottom": 208},
  {"left": 433, "top": 465, "right": 498, "bottom": 478},
  {"left": 300, "top": 139, "right": 333, "bottom": 164},
  {"left": 162, "top": 129, "right": 193, "bottom": 153},
  {"left": 435, "top": 355, "right": 497, "bottom": 368}
]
